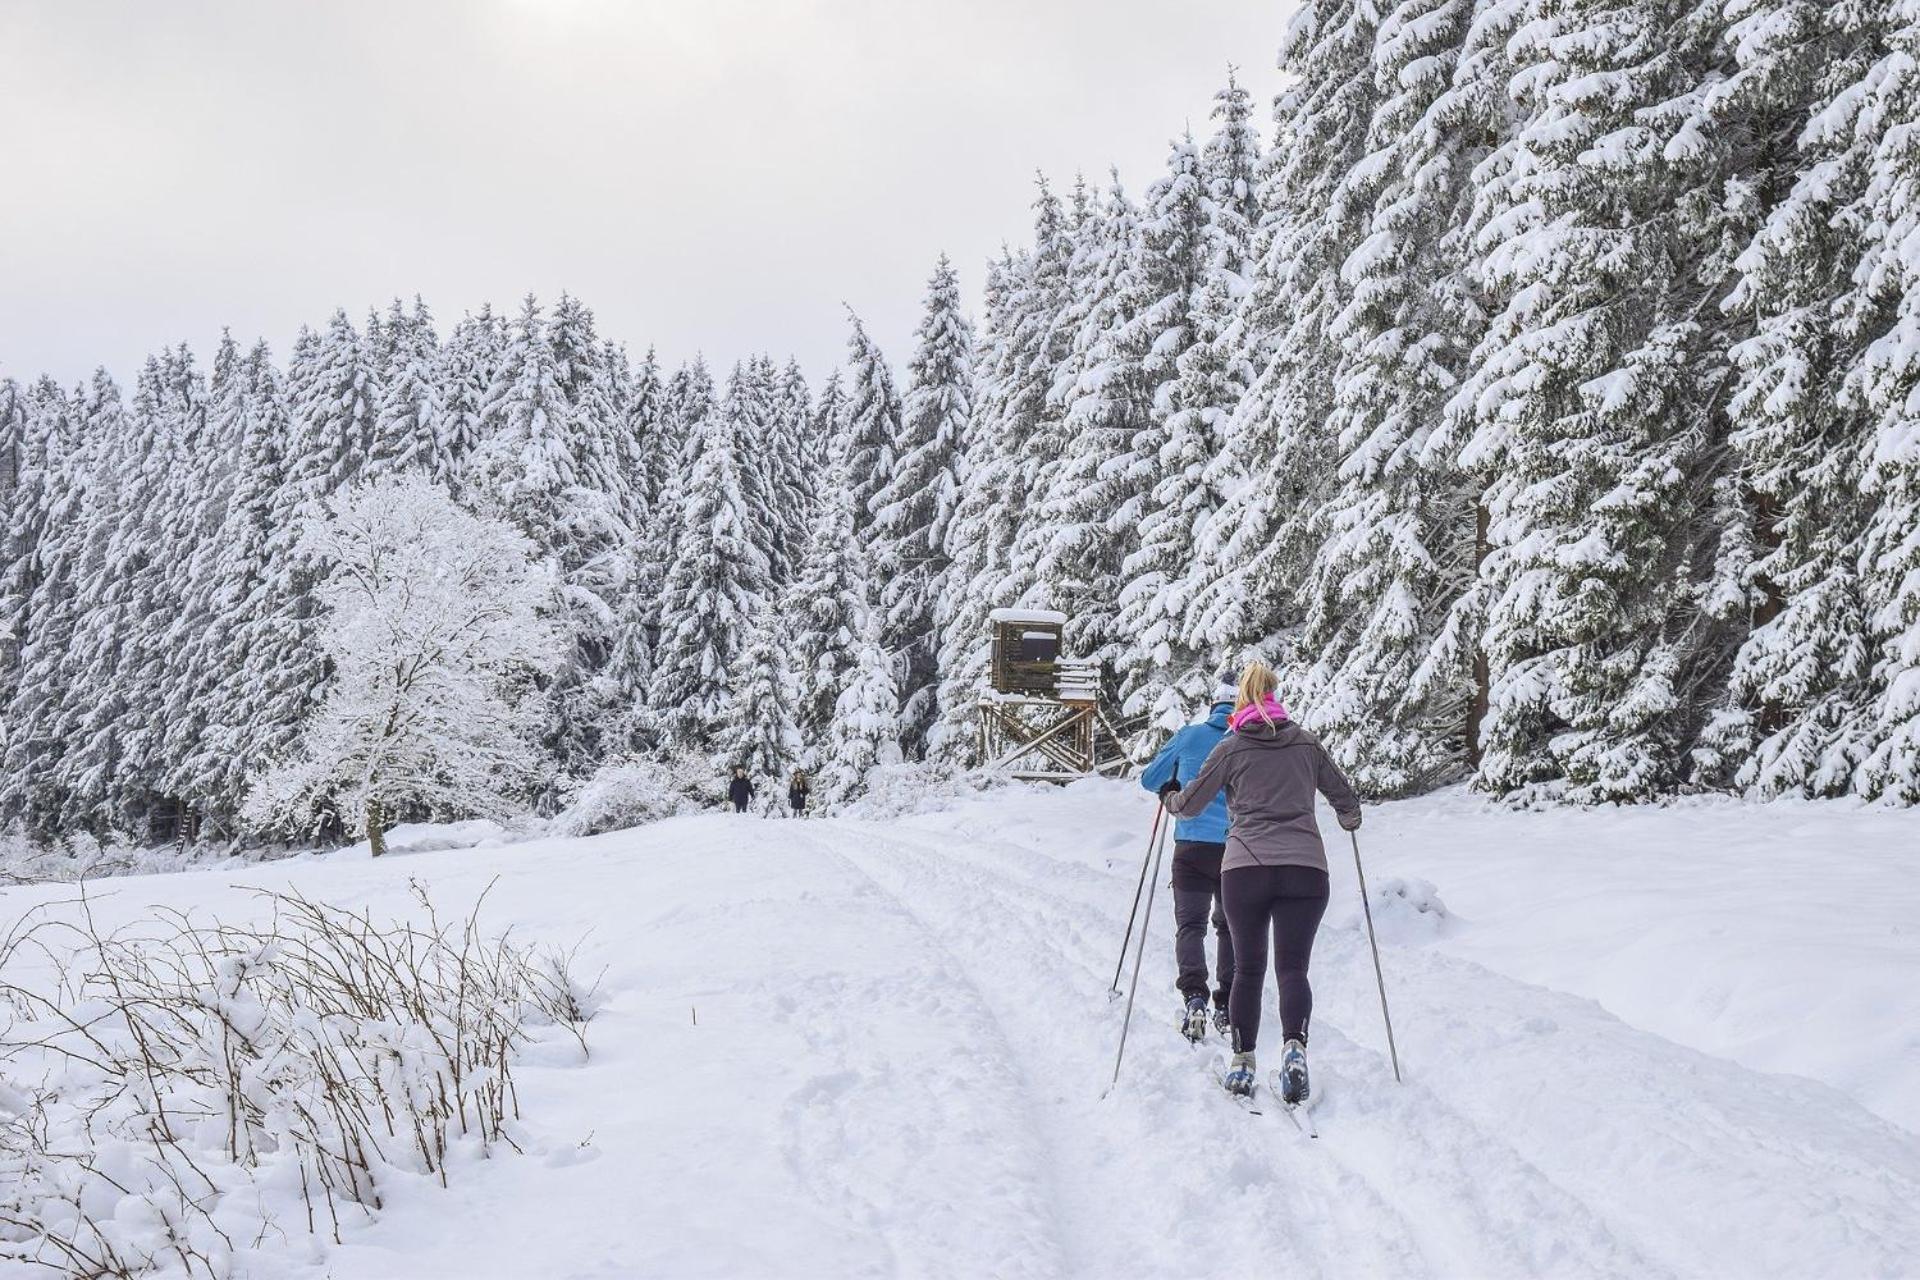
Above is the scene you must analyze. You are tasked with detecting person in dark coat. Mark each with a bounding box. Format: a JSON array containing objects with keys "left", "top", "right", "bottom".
[
  {"left": 1163, "top": 659, "right": 1362, "bottom": 1104},
  {"left": 728, "top": 767, "right": 754, "bottom": 814},
  {"left": 788, "top": 770, "right": 811, "bottom": 817}
]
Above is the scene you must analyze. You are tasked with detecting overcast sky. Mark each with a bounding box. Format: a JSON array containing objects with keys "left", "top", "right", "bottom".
[{"left": 1, "top": 0, "right": 1293, "bottom": 389}]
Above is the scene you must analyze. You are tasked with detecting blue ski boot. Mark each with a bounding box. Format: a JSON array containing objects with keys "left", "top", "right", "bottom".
[
  {"left": 1212, "top": 1005, "right": 1231, "bottom": 1038},
  {"left": 1181, "top": 995, "right": 1209, "bottom": 1042},
  {"left": 1223, "top": 1051, "right": 1256, "bottom": 1097},
  {"left": 1280, "top": 1038, "right": 1310, "bottom": 1105}
]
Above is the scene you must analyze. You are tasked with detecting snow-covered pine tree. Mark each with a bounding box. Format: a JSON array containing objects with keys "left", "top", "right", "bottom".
[
  {"left": 1285, "top": 0, "right": 1484, "bottom": 795},
  {"left": 1447, "top": 0, "right": 1739, "bottom": 801},
  {"left": 0, "top": 378, "right": 80, "bottom": 836},
  {"left": 810, "top": 366, "right": 847, "bottom": 475},
  {"left": 240, "top": 475, "right": 559, "bottom": 852},
  {"left": 997, "top": 178, "right": 1080, "bottom": 612},
  {"left": 1842, "top": 0, "right": 1920, "bottom": 802},
  {"left": 1029, "top": 175, "right": 1153, "bottom": 675},
  {"left": 438, "top": 304, "right": 506, "bottom": 498},
  {"left": 718, "top": 596, "right": 802, "bottom": 778},
  {"left": 873, "top": 255, "right": 974, "bottom": 755},
  {"left": 154, "top": 334, "right": 255, "bottom": 831},
  {"left": 290, "top": 310, "right": 380, "bottom": 504},
  {"left": 1109, "top": 134, "right": 1219, "bottom": 731},
  {"left": 79, "top": 350, "right": 206, "bottom": 837},
  {"left": 1183, "top": 0, "right": 1386, "bottom": 672},
  {"left": 548, "top": 292, "right": 631, "bottom": 511},
  {"left": 374, "top": 296, "right": 445, "bottom": 480},
  {"left": 769, "top": 357, "right": 817, "bottom": 582},
  {"left": 646, "top": 393, "right": 769, "bottom": 749},
  {"left": 723, "top": 358, "right": 792, "bottom": 584},
  {"left": 1698, "top": 0, "right": 1888, "bottom": 797},
  {"left": 45, "top": 370, "right": 138, "bottom": 835},
  {"left": 786, "top": 439, "right": 871, "bottom": 757},
  {"left": 471, "top": 295, "right": 633, "bottom": 779},
  {"left": 928, "top": 252, "right": 1021, "bottom": 764},
  {"left": 818, "top": 599, "right": 903, "bottom": 806},
  {"left": 841, "top": 311, "right": 904, "bottom": 534},
  {"left": 181, "top": 341, "right": 294, "bottom": 823}
]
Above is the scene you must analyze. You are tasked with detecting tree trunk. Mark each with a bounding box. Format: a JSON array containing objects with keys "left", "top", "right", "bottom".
[{"left": 367, "top": 798, "right": 387, "bottom": 858}]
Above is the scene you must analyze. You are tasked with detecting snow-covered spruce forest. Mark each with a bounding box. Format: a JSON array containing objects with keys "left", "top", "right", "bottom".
[{"left": 6, "top": 0, "right": 1920, "bottom": 856}]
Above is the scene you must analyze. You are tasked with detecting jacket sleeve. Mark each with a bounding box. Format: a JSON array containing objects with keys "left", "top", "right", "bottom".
[
  {"left": 1167, "top": 737, "right": 1233, "bottom": 818},
  {"left": 1139, "top": 730, "right": 1185, "bottom": 794},
  {"left": 1314, "top": 747, "right": 1361, "bottom": 821}
]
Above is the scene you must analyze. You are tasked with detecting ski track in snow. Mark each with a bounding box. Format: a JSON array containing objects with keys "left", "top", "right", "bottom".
[{"left": 2, "top": 783, "right": 1917, "bottom": 1279}]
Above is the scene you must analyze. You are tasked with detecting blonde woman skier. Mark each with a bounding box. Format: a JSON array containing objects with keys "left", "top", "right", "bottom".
[{"left": 1161, "top": 661, "right": 1362, "bottom": 1104}]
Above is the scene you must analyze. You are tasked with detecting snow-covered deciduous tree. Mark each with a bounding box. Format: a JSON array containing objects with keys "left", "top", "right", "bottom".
[{"left": 241, "top": 475, "right": 559, "bottom": 854}]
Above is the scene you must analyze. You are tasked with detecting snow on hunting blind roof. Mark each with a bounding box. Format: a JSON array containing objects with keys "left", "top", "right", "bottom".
[{"left": 989, "top": 608, "right": 1068, "bottom": 626}]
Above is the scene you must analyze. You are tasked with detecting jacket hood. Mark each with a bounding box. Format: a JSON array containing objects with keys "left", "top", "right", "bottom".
[
  {"left": 1205, "top": 702, "right": 1233, "bottom": 730},
  {"left": 1235, "top": 717, "right": 1314, "bottom": 748}
]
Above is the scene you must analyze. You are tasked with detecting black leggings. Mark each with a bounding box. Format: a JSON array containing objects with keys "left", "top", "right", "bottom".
[{"left": 1222, "top": 864, "right": 1330, "bottom": 1053}]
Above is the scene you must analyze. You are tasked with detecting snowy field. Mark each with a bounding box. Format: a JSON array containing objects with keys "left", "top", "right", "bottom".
[{"left": 2, "top": 780, "right": 1917, "bottom": 1278}]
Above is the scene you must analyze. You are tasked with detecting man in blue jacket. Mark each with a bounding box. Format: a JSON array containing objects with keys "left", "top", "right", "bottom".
[{"left": 1139, "top": 677, "right": 1238, "bottom": 1041}]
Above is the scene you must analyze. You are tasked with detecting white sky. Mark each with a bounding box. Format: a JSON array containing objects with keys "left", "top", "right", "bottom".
[{"left": 0, "top": 0, "right": 1293, "bottom": 389}]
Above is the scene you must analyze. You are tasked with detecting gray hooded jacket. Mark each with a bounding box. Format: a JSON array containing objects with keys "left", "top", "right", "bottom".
[{"left": 1165, "top": 717, "right": 1360, "bottom": 873}]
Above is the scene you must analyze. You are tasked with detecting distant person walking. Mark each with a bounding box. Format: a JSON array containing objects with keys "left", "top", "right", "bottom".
[
  {"left": 788, "top": 769, "right": 811, "bottom": 817},
  {"left": 1139, "top": 676, "right": 1239, "bottom": 1042},
  {"left": 1162, "top": 660, "right": 1361, "bottom": 1104},
  {"left": 728, "top": 767, "right": 755, "bottom": 814}
]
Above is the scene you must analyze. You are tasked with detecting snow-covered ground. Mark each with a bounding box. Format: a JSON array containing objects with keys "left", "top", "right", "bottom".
[{"left": 2, "top": 780, "right": 1916, "bottom": 1278}]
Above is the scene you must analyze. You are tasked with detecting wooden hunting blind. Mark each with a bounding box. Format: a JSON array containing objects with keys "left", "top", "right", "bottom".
[{"left": 978, "top": 608, "right": 1127, "bottom": 782}]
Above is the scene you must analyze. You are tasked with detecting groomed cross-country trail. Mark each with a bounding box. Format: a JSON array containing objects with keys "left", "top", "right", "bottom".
[{"left": 4, "top": 779, "right": 1917, "bottom": 1279}]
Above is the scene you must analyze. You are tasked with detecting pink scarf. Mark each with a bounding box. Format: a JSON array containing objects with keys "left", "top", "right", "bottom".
[{"left": 1228, "top": 695, "right": 1290, "bottom": 732}]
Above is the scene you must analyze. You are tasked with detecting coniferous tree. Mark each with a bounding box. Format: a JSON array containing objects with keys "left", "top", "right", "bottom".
[
  {"left": 1183, "top": 0, "right": 1387, "bottom": 670},
  {"left": 1447, "top": 0, "right": 1738, "bottom": 801},
  {"left": 647, "top": 397, "right": 768, "bottom": 747},
  {"left": 929, "top": 253, "right": 1021, "bottom": 763},
  {"left": 1110, "top": 135, "right": 1219, "bottom": 730},
  {"left": 787, "top": 442, "right": 871, "bottom": 756},
  {"left": 1031, "top": 176, "right": 1153, "bottom": 674},
  {"left": 1285, "top": 0, "right": 1483, "bottom": 795},
  {"left": 375, "top": 297, "right": 445, "bottom": 480},
  {"left": 472, "top": 296, "right": 632, "bottom": 778},
  {"left": 841, "top": 312, "right": 904, "bottom": 533},
  {"left": 1843, "top": 1, "right": 1920, "bottom": 801},
  {"left": 438, "top": 305, "right": 505, "bottom": 498},
  {"left": 1699, "top": 0, "right": 1887, "bottom": 797},
  {"left": 719, "top": 597, "right": 802, "bottom": 778},
  {"left": 819, "top": 602, "right": 902, "bottom": 805},
  {"left": 0, "top": 378, "right": 80, "bottom": 835},
  {"left": 873, "top": 255, "right": 974, "bottom": 754}
]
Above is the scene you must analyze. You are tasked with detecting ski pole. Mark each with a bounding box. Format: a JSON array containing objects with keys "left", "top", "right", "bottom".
[
  {"left": 1109, "top": 805, "right": 1164, "bottom": 997},
  {"left": 1106, "top": 810, "right": 1171, "bottom": 1093},
  {"left": 1350, "top": 829, "right": 1403, "bottom": 1083}
]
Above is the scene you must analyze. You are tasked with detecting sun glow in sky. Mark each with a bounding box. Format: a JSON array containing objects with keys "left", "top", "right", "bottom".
[{"left": 0, "top": 0, "right": 1293, "bottom": 387}]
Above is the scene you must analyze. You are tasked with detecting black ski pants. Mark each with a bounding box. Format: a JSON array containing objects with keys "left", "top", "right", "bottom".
[
  {"left": 1222, "top": 863, "right": 1330, "bottom": 1052},
  {"left": 1170, "top": 841, "right": 1233, "bottom": 1009}
]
